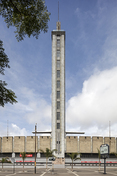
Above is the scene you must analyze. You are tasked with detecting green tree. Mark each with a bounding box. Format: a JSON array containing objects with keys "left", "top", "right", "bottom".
[
  {"left": 0, "top": 40, "right": 17, "bottom": 107},
  {"left": 20, "top": 152, "right": 27, "bottom": 172},
  {"left": 39, "top": 148, "right": 57, "bottom": 170},
  {"left": 1, "top": 158, "right": 6, "bottom": 170},
  {"left": 67, "top": 153, "right": 81, "bottom": 172},
  {"left": 97, "top": 148, "right": 101, "bottom": 171},
  {"left": 110, "top": 152, "right": 117, "bottom": 158},
  {"left": 114, "top": 153, "right": 117, "bottom": 157},
  {"left": 0, "top": 157, "right": 11, "bottom": 170},
  {"left": 0, "top": 0, "right": 50, "bottom": 41}
]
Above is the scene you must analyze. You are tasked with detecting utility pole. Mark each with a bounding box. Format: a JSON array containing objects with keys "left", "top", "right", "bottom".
[
  {"left": 109, "top": 121, "right": 111, "bottom": 137},
  {"left": 35, "top": 123, "right": 37, "bottom": 174},
  {"left": 109, "top": 121, "right": 111, "bottom": 153}
]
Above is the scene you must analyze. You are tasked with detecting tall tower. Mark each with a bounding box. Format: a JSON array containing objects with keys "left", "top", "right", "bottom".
[{"left": 51, "top": 20, "right": 65, "bottom": 158}]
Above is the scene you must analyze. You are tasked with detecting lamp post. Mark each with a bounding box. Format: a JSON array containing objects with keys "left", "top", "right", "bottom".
[{"left": 35, "top": 123, "right": 37, "bottom": 174}]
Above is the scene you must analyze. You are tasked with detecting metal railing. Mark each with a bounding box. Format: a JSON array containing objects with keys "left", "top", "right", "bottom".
[{"left": 65, "top": 162, "right": 117, "bottom": 167}]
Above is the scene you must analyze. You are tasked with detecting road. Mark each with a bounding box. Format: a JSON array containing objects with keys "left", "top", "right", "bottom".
[{"left": 0, "top": 168, "right": 117, "bottom": 176}]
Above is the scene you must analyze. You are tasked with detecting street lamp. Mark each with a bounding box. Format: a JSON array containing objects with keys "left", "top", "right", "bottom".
[{"left": 35, "top": 123, "right": 37, "bottom": 174}]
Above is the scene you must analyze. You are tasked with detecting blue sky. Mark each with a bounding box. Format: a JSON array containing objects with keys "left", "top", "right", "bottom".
[{"left": 0, "top": 0, "right": 117, "bottom": 137}]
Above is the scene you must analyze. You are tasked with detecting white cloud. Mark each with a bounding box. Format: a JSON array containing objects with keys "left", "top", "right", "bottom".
[
  {"left": 0, "top": 123, "right": 28, "bottom": 137},
  {"left": 9, "top": 124, "right": 28, "bottom": 136},
  {"left": 66, "top": 67, "right": 117, "bottom": 136},
  {"left": 16, "top": 87, "right": 51, "bottom": 130},
  {"left": 24, "top": 98, "right": 51, "bottom": 131},
  {"left": 0, "top": 85, "right": 51, "bottom": 136}
]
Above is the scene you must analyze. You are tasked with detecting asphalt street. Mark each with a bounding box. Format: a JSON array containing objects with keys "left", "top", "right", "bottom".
[{"left": 0, "top": 168, "right": 117, "bottom": 176}]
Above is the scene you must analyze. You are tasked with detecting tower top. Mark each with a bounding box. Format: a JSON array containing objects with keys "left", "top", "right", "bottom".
[
  {"left": 56, "top": 1, "right": 61, "bottom": 30},
  {"left": 56, "top": 21, "right": 61, "bottom": 30},
  {"left": 58, "top": 1, "right": 59, "bottom": 21}
]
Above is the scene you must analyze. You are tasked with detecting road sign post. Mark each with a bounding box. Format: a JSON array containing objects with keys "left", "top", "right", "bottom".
[{"left": 100, "top": 144, "right": 109, "bottom": 174}]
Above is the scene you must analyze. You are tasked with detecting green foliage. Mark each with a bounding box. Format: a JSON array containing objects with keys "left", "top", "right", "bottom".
[
  {"left": 40, "top": 148, "right": 57, "bottom": 158},
  {"left": 20, "top": 152, "right": 27, "bottom": 172},
  {"left": 111, "top": 152, "right": 117, "bottom": 157},
  {"left": 20, "top": 152, "right": 27, "bottom": 162},
  {"left": 0, "top": 157, "right": 11, "bottom": 163},
  {"left": 0, "top": 40, "right": 17, "bottom": 107},
  {"left": 67, "top": 153, "right": 81, "bottom": 171},
  {"left": 97, "top": 148, "right": 101, "bottom": 159},
  {"left": 68, "top": 152, "right": 81, "bottom": 161},
  {"left": 97, "top": 148, "right": 101, "bottom": 171},
  {"left": 0, "top": 80, "right": 17, "bottom": 106},
  {"left": 0, "top": 0, "right": 50, "bottom": 41},
  {"left": 0, "top": 158, "right": 7, "bottom": 163},
  {"left": 0, "top": 40, "right": 10, "bottom": 75},
  {"left": 39, "top": 148, "right": 57, "bottom": 170},
  {"left": 0, "top": 157, "right": 11, "bottom": 170}
]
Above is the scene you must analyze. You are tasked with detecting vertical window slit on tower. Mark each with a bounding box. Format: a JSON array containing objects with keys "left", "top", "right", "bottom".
[
  {"left": 57, "top": 112, "right": 60, "bottom": 120},
  {"left": 57, "top": 50, "right": 60, "bottom": 58},
  {"left": 57, "top": 60, "right": 60, "bottom": 68},
  {"left": 56, "top": 141, "right": 60, "bottom": 144},
  {"left": 57, "top": 70, "right": 60, "bottom": 78},
  {"left": 57, "top": 91, "right": 60, "bottom": 99},
  {"left": 57, "top": 80, "right": 60, "bottom": 88},
  {"left": 57, "top": 39, "right": 60, "bottom": 48},
  {"left": 57, "top": 101, "right": 60, "bottom": 109},
  {"left": 57, "top": 123, "right": 60, "bottom": 129}
]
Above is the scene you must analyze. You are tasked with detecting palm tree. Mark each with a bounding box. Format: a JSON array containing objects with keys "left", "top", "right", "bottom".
[
  {"left": 20, "top": 152, "right": 27, "bottom": 172},
  {"left": 0, "top": 157, "right": 11, "bottom": 170},
  {"left": 39, "top": 148, "right": 57, "bottom": 170},
  {"left": 97, "top": 148, "right": 101, "bottom": 171},
  {"left": 67, "top": 153, "right": 81, "bottom": 172},
  {"left": 1, "top": 158, "right": 6, "bottom": 170},
  {"left": 111, "top": 152, "right": 117, "bottom": 157}
]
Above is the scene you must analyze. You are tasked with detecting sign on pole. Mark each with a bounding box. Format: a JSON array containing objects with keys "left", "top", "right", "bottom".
[
  {"left": 100, "top": 144, "right": 109, "bottom": 158},
  {"left": 100, "top": 144, "right": 109, "bottom": 174}
]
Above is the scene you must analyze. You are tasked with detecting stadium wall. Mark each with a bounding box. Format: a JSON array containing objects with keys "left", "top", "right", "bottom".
[{"left": 0, "top": 136, "right": 116, "bottom": 156}]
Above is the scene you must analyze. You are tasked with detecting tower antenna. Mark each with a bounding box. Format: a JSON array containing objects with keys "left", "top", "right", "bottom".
[
  {"left": 58, "top": 1, "right": 59, "bottom": 21},
  {"left": 109, "top": 121, "right": 111, "bottom": 137},
  {"left": 7, "top": 120, "right": 9, "bottom": 136}
]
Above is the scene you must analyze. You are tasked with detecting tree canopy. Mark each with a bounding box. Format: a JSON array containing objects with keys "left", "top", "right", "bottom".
[
  {"left": 0, "top": 0, "right": 50, "bottom": 105},
  {"left": 39, "top": 148, "right": 57, "bottom": 170},
  {"left": 68, "top": 152, "right": 81, "bottom": 171},
  {"left": 0, "top": 0, "right": 50, "bottom": 41},
  {"left": 20, "top": 152, "right": 27, "bottom": 172},
  {"left": 0, "top": 40, "right": 17, "bottom": 107}
]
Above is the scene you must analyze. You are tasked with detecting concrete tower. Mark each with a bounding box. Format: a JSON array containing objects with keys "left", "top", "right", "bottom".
[{"left": 51, "top": 20, "right": 65, "bottom": 158}]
